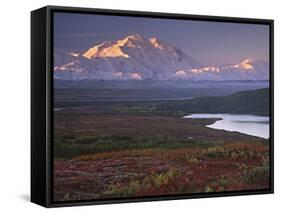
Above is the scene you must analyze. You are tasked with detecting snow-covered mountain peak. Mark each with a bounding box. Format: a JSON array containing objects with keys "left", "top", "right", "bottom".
[
  {"left": 227, "top": 58, "right": 268, "bottom": 71},
  {"left": 82, "top": 40, "right": 130, "bottom": 59},
  {"left": 81, "top": 34, "right": 197, "bottom": 62},
  {"left": 115, "top": 34, "right": 145, "bottom": 48},
  {"left": 241, "top": 58, "right": 255, "bottom": 64},
  {"left": 54, "top": 35, "right": 269, "bottom": 81},
  {"left": 82, "top": 34, "right": 151, "bottom": 59},
  {"left": 237, "top": 58, "right": 258, "bottom": 70}
]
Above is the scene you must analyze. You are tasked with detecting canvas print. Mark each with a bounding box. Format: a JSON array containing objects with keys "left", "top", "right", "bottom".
[{"left": 53, "top": 12, "right": 270, "bottom": 202}]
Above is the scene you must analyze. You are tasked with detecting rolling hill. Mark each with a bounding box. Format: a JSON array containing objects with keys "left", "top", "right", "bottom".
[{"left": 157, "top": 88, "right": 270, "bottom": 116}]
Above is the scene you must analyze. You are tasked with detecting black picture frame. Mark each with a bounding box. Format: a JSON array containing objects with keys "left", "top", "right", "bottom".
[{"left": 31, "top": 5, "right": 274, "bottom": 208}]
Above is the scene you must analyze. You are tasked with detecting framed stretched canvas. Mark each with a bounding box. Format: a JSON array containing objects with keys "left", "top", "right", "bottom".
[{"left": 31, "top": 5, "right": 274, "bottom": 207}]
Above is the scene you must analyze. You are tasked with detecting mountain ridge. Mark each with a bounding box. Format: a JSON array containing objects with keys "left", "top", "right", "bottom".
[{"left": 54, "top": 34, "right": 269, "bottom": 81}]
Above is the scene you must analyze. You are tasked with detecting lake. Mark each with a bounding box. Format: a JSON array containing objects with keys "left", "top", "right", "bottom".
[{"left": 183, "top": 114, "right": 269, "bottom": 139}]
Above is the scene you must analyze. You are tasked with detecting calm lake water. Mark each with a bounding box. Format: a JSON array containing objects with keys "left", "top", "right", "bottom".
[{"left": 183, "top": 114, "right": 269, "bottom": 139}]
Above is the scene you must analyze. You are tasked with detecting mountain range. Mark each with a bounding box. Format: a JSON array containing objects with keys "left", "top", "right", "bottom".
[{"left": 54, "top": 34, "right": 269, "bottom": 81}]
